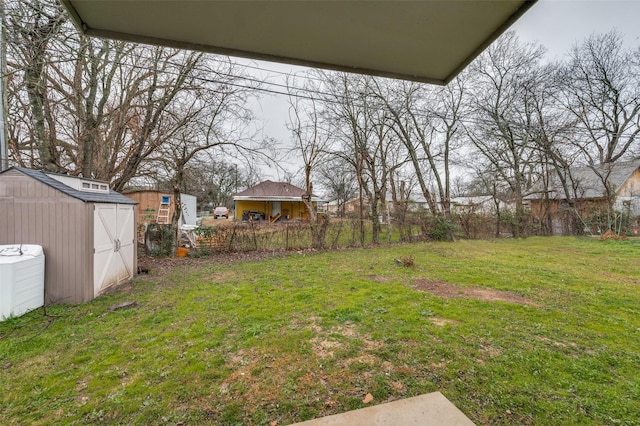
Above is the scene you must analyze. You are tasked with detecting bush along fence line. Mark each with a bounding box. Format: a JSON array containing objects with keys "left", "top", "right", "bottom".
[{"left": 142, "top": 209, "right": 640, "bottom": 257}]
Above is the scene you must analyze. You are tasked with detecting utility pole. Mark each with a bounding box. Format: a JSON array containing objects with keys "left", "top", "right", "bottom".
[{"left": 0, "top": 0, "right": 7, "bottom": 171}]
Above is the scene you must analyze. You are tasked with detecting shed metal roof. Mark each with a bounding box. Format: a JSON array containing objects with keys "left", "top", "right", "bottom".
[
  {"left": 61, "top": 0, "right": 536, "bottom": 85},
  {"left": 3, "top": 167, "right": 137, "bottom": 205}
]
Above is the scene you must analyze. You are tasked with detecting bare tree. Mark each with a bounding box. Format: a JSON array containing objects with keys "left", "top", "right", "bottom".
[
  {"left": 48, "top": 37, "right": 132, "bottom": 179},
  {"left": 466, "top": 31, "right": 545, "bottom": 237},
  {"left": 467, "top": 165, "right": 512, "bottom": 237},
  {"left": 109, "top": 48, "right": 205, "bottom": 191},
  {"left": 358, "top": 101, "right": 394, "bottom": 244},
  {"left": 373, "top": 71, "right": 468, "bottom": 231},
  {"left": 374, "top": 80, "right": 440, "bottom": 215},
  {"left": 317, "top": 156, "right": 358, "bottom": 217},
  {"left": 5, "top": 0, "right": 241, "bottom": 192},
  {"left": 150, "top": 58, "right": 256, "bottom": 249},
  {"left": 558, "top": 31, "right": 640, "bottom": 165},
  {"left": 316, "top": 72, "right": 372, "bottom": 245},
  {"left": 523, "top": 62, "right": 583, "bottom": 235},
  {"left": 286, "top": 91, "right": 332, "bottom": 248},
  {"left": 315, "top": 72, "right": 405, "bottom": 244},
  {"left": 4, "top": 0, "right": 65, "bottom": 171},
  {"left": 181, "top": 159, "right": 252, "bottom": 212}
]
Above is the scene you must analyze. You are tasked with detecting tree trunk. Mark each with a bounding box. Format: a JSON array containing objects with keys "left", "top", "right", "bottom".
[{"left": 171, "top": 164, "right": 185, "bottom": 255}]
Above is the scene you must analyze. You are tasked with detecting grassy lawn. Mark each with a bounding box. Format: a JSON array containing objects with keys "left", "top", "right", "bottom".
[{"left": 1, "top": 237, "right": 639, "bottom": 425}]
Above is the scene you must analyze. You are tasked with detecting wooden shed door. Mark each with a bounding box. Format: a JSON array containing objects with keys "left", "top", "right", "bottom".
[{"left": 94, "top": 204, "right": 135, "bottom": 295}]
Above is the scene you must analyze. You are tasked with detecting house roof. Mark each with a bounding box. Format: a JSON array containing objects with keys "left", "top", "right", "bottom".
[
  {"left": 60, "top": 1, "right": 535, "bottom": 85},
  {"left": 525, "top": 160, "right": 640, "bottom": 200},
  {"left": 234, "top": 180, "right": 323, "bottom": 202},
  {"left": 3, "top": 167, "right": 137, "bottom": 205}
]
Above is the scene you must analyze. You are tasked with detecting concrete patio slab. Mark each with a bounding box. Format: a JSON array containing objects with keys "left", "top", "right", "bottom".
[{"left": 290, "top": 392, "right": 475, "bottom": 426}]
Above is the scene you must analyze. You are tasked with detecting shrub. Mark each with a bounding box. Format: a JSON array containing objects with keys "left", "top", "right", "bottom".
[
  {"left": 144, "top": 224, "right": 174, "bottom": 256},
  {"left": 422, "top": 216, "right": 456, "bottom": 241}
]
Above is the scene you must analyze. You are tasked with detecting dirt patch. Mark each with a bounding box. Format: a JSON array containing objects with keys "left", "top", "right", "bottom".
[
  {"left": 429, "top": 317, "right": 459, "bottom": 327},
  {"left": 414, "top": 279, "right": 537, "bottom": 306}
]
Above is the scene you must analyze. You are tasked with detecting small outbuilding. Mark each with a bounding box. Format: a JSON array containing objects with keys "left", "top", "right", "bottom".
[
  {"left": 123, "top": 190, "right": 198, "bottom": 226},
  {"left": 233, "top": 180, "right": 323, "bottom": 222},
  {"left": 0, "top": 167, "right": 137, "bottom": 304}
]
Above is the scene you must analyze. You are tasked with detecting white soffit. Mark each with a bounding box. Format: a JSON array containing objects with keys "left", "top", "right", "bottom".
[{"left": 61, "top": 0, "right": 536, "bottom": 85}]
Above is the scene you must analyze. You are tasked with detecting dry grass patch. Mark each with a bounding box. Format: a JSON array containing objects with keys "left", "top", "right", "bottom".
[
  {"left": 414, "top": 278, "right": 537, "bottom": 306},
  {"left": 310, "top": 337, "right": 340, "bottom": 359},
  {"left": 308, "top": 317, "right": 382, "bottom": 360},
  {"left": 428, "top": 317, "right": 459, "bottom": 327}
]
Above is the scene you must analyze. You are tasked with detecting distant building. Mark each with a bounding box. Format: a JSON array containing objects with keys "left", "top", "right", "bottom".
[
  {"left": 124, "top": 190, "right": 197, "bottom": 226},
  {"left": 450, "top": 196, "right": 510, "bottom": 215},
  {"left": 233, "top": 180, "right": 323, "bottom": 222},
  {"left": 524, "top": 160, "right": 640, "bottom": 235}
]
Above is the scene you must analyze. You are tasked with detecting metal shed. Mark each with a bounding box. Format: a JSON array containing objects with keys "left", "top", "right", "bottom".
[{"left": 0, "top": 167, "right": 137, "bottom": 304}]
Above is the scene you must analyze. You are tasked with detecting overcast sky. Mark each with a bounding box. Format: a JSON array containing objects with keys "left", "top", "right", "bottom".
[
  {"left": 245, "top": 0, "right": 640, "bottom": 181},
  {"left": 514, "top": 0, "right": 640, "bottom": 59}
]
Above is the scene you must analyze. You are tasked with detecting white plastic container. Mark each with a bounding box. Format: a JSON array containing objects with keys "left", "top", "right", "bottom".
[{"left": 0, "top": 244, "right": 45, "bottom": 321}]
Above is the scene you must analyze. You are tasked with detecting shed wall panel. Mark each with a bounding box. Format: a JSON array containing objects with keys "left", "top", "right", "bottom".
[
  {"left": 0, "top": 170, "right": 91, "bottom": 304},
  {"left": 0, "top": 197, "right": 14, "bottom": 241}
]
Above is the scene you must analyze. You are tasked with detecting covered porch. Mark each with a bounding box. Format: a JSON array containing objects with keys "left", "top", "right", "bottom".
[{"left": 234, "top": 198, "right": 313, "bottom": 223}]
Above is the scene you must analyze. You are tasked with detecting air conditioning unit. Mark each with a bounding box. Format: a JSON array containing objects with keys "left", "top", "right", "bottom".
[{"left": 0, "top": 245, "right": 45, "bottom": 321}]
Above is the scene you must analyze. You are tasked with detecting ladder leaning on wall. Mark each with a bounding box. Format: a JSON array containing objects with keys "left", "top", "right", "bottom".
[{"left": 156, "top": 195, "right": 171, "bottom": 224}]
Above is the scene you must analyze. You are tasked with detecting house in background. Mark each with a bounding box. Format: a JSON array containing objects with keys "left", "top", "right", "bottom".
[
  {"left": 450, "top": 195, "right": 511, "bottom": 215},
  {"left": 525, "top": 160, "right": 640, "bottom": 235},
  {"left": 343, "top": 198, "right": 372, "bottom": 217},
  {"left": 124, "top": 190, "right": 197, "bottom": 226},
  {"left": 0, "top": 167, "right": 137, "bottom": 304},
  {"left": 233, "top": 180, "right": 323, "bottom": 222}
]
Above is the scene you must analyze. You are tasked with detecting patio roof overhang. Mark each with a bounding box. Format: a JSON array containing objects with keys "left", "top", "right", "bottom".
[{"left": 61, "top": 0, "right": 536, "bottom": 85}]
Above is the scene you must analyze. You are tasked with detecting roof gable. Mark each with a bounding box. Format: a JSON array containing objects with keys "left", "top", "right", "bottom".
[{"left": 2, "top": 167, "right": 136, "bottom": 205}]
